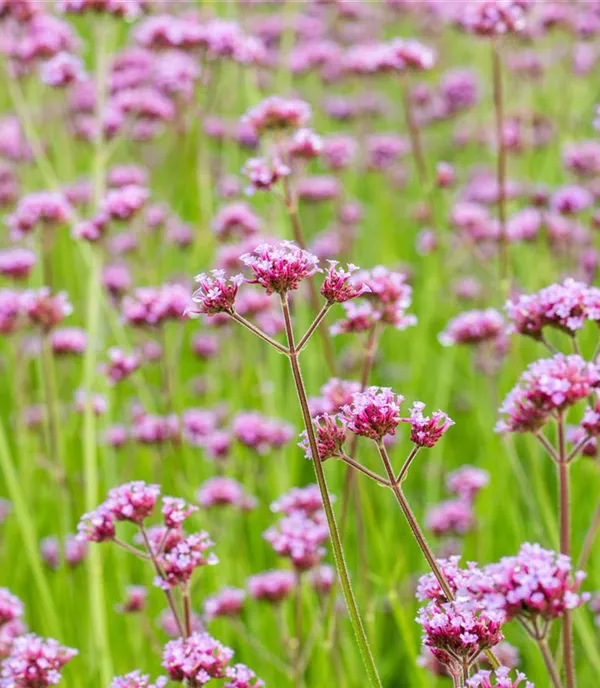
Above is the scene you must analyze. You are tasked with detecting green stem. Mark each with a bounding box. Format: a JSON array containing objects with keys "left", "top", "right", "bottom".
[{"left": 279, "top": 294, "right": 381, "bottom": 687}]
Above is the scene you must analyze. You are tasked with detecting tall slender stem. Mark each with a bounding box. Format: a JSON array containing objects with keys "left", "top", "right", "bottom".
[
  {"left": 139, "top": 526, "right": 185, "bottom": 638},
  {"left": 231, "top": 312, "right": 289, "bottom": 354},
  {"left": 537, "top": 637, "right": 565, "bottom": 688},
  {"left": 293, "top": 570, "right": 304, "bottom": 688},
  {"left": 338, "top": 454, "right": 391, "bottom": 487},
  {"left": 376, "top": 442, "right": 454, "bottom": 600},
  {"left": 557, "top": 416, "right": 576, "bottom": 688},
  {"left": 279, "top": 294, "right": 381, "bottom": 687},
  {"left": 402, "top": 79, "right": 427, "bottom": 185},
  {"left": 491, "top": 40, "right": 509, "bottom": 287},
  {"left": 297, "top": 302, "right": 332, "bottom": 353},
  {"left": 578, "top": 495, "right": 600, "bottom": 570},
  {"left": 281, "top": 174, "right": 337, "bottom": 374},
  {"left": 396, "top": 446, "right": 420, "bottom": 484}
]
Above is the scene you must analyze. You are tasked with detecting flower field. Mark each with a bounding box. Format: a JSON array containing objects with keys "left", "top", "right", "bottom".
[{"left": 0, "top": 1, "right": 600, "bottom": 687}]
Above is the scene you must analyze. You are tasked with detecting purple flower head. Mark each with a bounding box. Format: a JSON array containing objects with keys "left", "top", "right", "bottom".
[
  {"left": 0, "top": 590, "right": 23, "bottom": 626},
  {"left": 550, "top": 185, "right": 593, "bottom": 215},
  {"left": 110, "top": 671, "right": 167, "bottom": 688},
  {"left": 340, "top": 387, "right": 404, "bottom": 441},
  {"left": 271, "top": 484, "right": 328, "bottom": 518},
  {"left": 106, "top": 481, "right": 160, "bottom": 524},
  {"left": 115, "top": 586, "right": 147, "bottom": 614},
  {"left": 204, "top": 587, "right": 246, "bottom": 621},
  {"left": 188, "top": 270, "right": 244, "bottom": 317},
  {"left": 481, "top": 542, "right": 588, "bottom": 622},
  {"left": 65, "top": 534, "right": 87, "bottom": 568},
  {"left": 440, "top": 309, "right": 505, "bottom": 346},
  {"left": 162, "top": 497, "right": 198, "bottom": 530},
  {"left": 41, "top": 52, "right": 85, "bottom": 87},
  {"left": 426, "top": 498, "right": 476, "bottom": 537},
  {"left": 264, "top": 512, "right": 328, "bottom": 571},
  {"left": 50, "top": 327, "right": 87, "bottom": 356},
  {"left": 309, "top": 564, "right": 335, "bottom": 595},
  {"left": 405, "top": 402, "right": 454, "bottom": 448},
  {"left": 77, "top": 505, "right": 115, "bottom": 543},
  {"left": 72, "top": 214, "right": 109, "bottom": 243},
  {"left": 58, "top": 0, "right": 148, "bottom": 19},
  {"left": 458, "top": 0, "right": 532, "bottom": 37},
  {"left": 330, "top": 301, "right": 380, "bottom": 336},
  {"left": 296, "top": 176, "right": 340, "bottom": 203},
  {"left": 162, "top": 632, "right": 233, "bottom": 685},
  {"left": 243, "top": 96, "right": 311, "bottom": 134},
  {"left": 323, "top": 135, "right": 357, "bottom": 170},
  {"left": 102, "top": 347, "right": 139, "bottom": 384},
  {"left": 102, "top": 185, "right": 149, "bottom": 221},
  {"left": 224, "top": 664, "right": 264, "bottom": 688},
  {"left": 505, "top": 279, "right": 590, "bottom": 339},
  {"left": 389, "top": 37, "right": 436, "bottom": 71},
  {"left": 0, "top": 634, "right": 77, "bottom": 687},
  {"left": 299, "top": 414, "right": 347, "bottom": 461},
  {"left": 467, "top": 667, "right": 533, "bottom": 688},
  {"left": 7, "top": 191, "right": 72, "bottom": 240},
  {"left": 247, "top": 569, "right": 296, "bottom": 604},
  {"left": 0, "top": 248, "right": 36, "bottom": 280},
  {"left": 321, "top": 261, "right": 369, "bottom": 303},
  {"left": 417, "top": 599, "right": 504, "bottom": 676},
  {"left": 0, "top": 291, "right": 23, "bottom": 335},
  {"left": 197, "top": 477, "right": 256, "bottom": 511},
  {"left": 497, "top": 355, "right": 600, "bottom": 433},
  {"left": 564, "top": 140, "right": 600, "bottom": 178},
  {"left": 287, "top": 128, "right": 322, "bottom": 160},
  {"left": 241, "top": 157, "right": 290, "bottom": 193},
  {"left": 156, "top": 532, "right": 218, "bottom": 590},
  {"left": 22, "top": 288, "right": 72, "bottom": 331},
  {"left": 241, "top": 241, "right": 320, "bottom": 295},
  {"left": 446, "top": 466, "right": 490, "bottom": 500},
  {"left": 212, "top": 203, "right": 261, "bottom": 242}
]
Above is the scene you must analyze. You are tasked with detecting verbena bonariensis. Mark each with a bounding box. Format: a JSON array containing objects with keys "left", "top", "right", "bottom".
[
  {"left": 77, "top": 481, "right": 263, "bottom": 686},
  {"left": 188, "top": 240, "right": 501, "bottom": 684}
]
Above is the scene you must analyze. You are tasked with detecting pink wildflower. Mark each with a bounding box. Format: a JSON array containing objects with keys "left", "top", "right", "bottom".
[
  {"left": 162, "top": 632, "right": 233, "bottom": 685},
  {"left": 204, "top": 587, "right": 246, "bottom": 621},
  {"left": 340, "top": 387, "right": 403, "bottom": 441},
  {"left": 0, "top": 634, "right": 77, "bottom": 687}
]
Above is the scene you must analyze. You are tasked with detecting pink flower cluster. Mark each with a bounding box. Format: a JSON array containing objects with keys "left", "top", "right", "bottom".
[
  {"left": 121, "top": 284, "right": 189, "bottom": 327},
  {"left": 162, "top": 632, "right": 233, "bottom": 685},
  {"left": 243, "top": 96, "right": 311, "bottom": 134},
  {"left": 340, "top": 387, "right": 403, "bottom": 441},
  {"left": 102, "top": 348, "right": 140, "bottom": 384},
  {"left": 247, "top": 570, "right": 296, "bottom": 604},
  {"left": 457, "top": 0, "right": 532, "bottom": 37},
  {"left": 406, "top": 402, "right": 454, "bottom": 448},
  {"left": 0, "top": 634, "right": 77, "bottom": 687},
  {"left": 7, "top": 191, "right": 72, "bottom": 240},
  {"left": 241, "top": 241, "right": 321, "bottom": 295},
  {"left": 467, "top": 667, "right": 533, "bottom": 688},
  {"left": 188, "top": 271, "right": 243, "bottom": 317},
  {"left": 417, "top": 599, "right": 504, "bottom": 674},
  {"left": 497, "top": 354, "right": 600, "bottom": 433},
  {"left": 232, "top": 411, "right": 293, "bottom": 455},
  {"left": 299, "top": 414, "right": 347, "bottom": 461},
  {"left": 439, "top": 309, "right": 505, "bottom": 346},
  {"left": 197, "top": 478, "right": 256, "bottom": 511},
  {"left": 505, "top": 278, "right": 600, "bottom": 339},
  {"left": 264, "top": 512, "right": 328, "bottom": 571},
  {"left": 203, "top": 587, "right": 246, "bottom": 622}
]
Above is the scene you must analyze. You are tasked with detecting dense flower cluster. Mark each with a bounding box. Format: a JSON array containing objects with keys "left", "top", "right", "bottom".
[
  {"left": 241, "top": 241, "right": 321, "bottom": 295},
  {"left": 497, "top": 355, "right": 600, "bottom": 433},
  {"left": 440, "top": 309, "right": 505, "bottom": 346},
  {"left": 0, "top": 634, "right": 77, "bottom": 687},
  {"left": 340, "top": 387, "right": 403, "bottom": 440}
]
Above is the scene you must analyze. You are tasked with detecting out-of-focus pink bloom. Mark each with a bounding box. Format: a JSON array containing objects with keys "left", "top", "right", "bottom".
[
  {"left": 265, "top": 512, "right": 327, "bottom": 570},
  {"left": 242, "top": 157, "right": 290, "bottom": 193},
  {"left": 247, "top": 569, "right": 295, "bottom": 603},
  {"left": 115, "top": 586, "right": 147, "bottom": 615},
  {"left": 41, "top": 52, "right": 85, "bottom": 87},
  {"left": 50, "top": 327, "right": 87, "bottom": 355},
  {"left": 0, "top": 291, "right": 22, "bottom": 335},
  {"left": 22, "top": 288, "right": 72, "bottom": 331},
  {"left": 365, "top": 134, "right": 409, "bottom": 170},
  {"left": 232, "top": 411, "right": 293, "bottom": 454},
  {"left": 243, "top": 96, "right": 311, "bottom": 134},
  {"left": 271, "top": 484, "right": 328, "bottom": 518},
  {"left": 550, "top": 184, "right": 593, "bottom": 215},
  {"left": 212, "top": 202, "right": 261, "bottom": 242},
  {"left": 132, "top": 413, "right": 178, "bottom": 445},
  {"left": 103, "top": 263, "right": 131, "bottom": 298},
  {"left": 322, "top": 135, "right": 357, "bottom": 170},
  {"left": 224, "top": 664, "right": 264, "bottom": 688},
  {"left": 204, "top": 587, "right": 246, "bottom": 621},
  {"left": 287, "top": 128, "right": 322, "bottom": 160},
  {"left": 74, "top": 389, "right": 107, "bottom": 416},
  {"left": 197, "top": 477, "right": 256, "bottom": 511},
  {"left": 446, "top": 466, "right": 490, "bottom": 500},
  {"left": 121, "top": 284, "right": 189, "bottom": 327},
  {"left": 102, "top": 348, "right": 140, "bottom": 384},
  {"left": 296, "top": 176, "right": 340, "bottom": 203},
  {"left": 457, "top": 0, "right": 532, "bottom": 37},
  {"left": 0, "top": 248, "right": 36, "bottom": 280},
  {"left": 110, "top": 671, "right": 167, "bottom": 688},
  {"left": 426, "top": 499, "right": 476, "bottom": 537},
  {"left": 7, "top": 191, "right": 72, "bottom": 240},
  {"left": 192, "top": 333, "right": 219, "bottom": 361},
  {"left": 181, "top": 409, "right": 218, "bottom": 446},
  {"left": 440, "top": 309, "right": 505, "bottom": 346}
]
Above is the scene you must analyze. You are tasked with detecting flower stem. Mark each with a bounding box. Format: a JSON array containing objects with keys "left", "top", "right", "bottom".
[
  {"left": 537, "top": 637, "right": 565, "bottom": 688},
  {"left": 296, "top": 302, "right": 332, "bottom": 353},
  {"left": 139, "top": 526, "right": 185, "bottom": 638},
  {"left": 578, "top": 495, "right": 600, "bottom": 570},
  {"left": 557, "top": 415, "right": 576, "bottom": 688},
  {"left": 338, "top": 453, "right": 391, "bottom": 487},
  {"left": 281, "top": 174, "right": 337, "bottom": 374},
  {"left": 396, "top": 446, "right": 421, "bottom": 484},
  {"left": 279, "top": 294, "right": 382, "bottom": 688},
  {"left": 231, "top": 311, "right": 289, "bottom": 354},
  {"left": 401, "top": 78, "right": 427, "bottom": 185},
  {"left": 376, "top": 441, "right": 454, "bottom": 600},
  {"left": 491, "top": 40, "right": 509, "bottom": 288}
]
